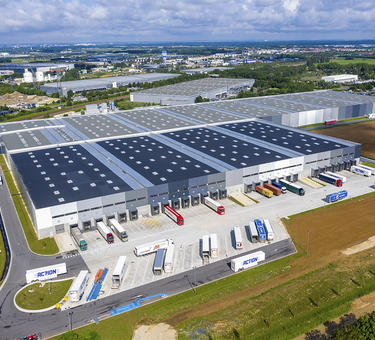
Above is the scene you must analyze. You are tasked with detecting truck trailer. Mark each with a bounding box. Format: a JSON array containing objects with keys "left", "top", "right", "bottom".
[
  {"left": 68, "top": 270, "right": 89, "bottom": 302},
  {"left": 254, "top": 219, "right": 266, "bottom": 242},
  {"left": 135, "top": 238, "right": 173, "bottom": 256},
  {"left": 255, "top": 185, "right": 273, "bottom": 198},
  {"left": 357, "top": 164, "right": 375, "bottom": 175},
  {"left": 271, "top": 181, "right": 287, "bottom": 194},
  {"left": 210, "top": 233, "right": 218, "bottom": 258},
  {"left": 97, "top": 221, "right": 114, "bottom": 244},
  {"left": 164, "top": 205, "right": 184, "bottom": 225},
  {"left": 112, "top": 256, "right": 127, "bottom": 289},
  {"left": 263, "top": 182, "right": 282, "bottom": 196},
  {"left": 164, "top": 244, "right": 175, "bottom": 273},
  {"left": 231, "top": 251, "right": 265, "bottom": 272},
  {"left": 279, "top": 179, "right": 305, "bottom": 196},
  {"left": 204, "top": 196, "right": 225, "bottom": 215},
  {"left": 319, "top": 173, "right": 342, "bottom": 187},
  {"left": 71, "top": 227, "right": 87, "bottom": 251},
  {"left": 153, "top": 248, "right": 167, "bottom": 275},
  {"left": 325, "top": 171, "right": 347, "bottom": 183},
  {"left": 248, "top": 222, "right": 259, "bottom": 243},
  {"left": 202, "top": 235, "right": 210, "bottom": 260},
  {"left": 233, "top": 227, "right": 243, "bottom": 249},
  {"left": 109, "top": 218, "right": 128, "bottom": 242},
  {"left": 263, "top": 219, "right": 274, "bottom": 241},
  {"left": 351, "top": 165, "right": 372, "bottom": 177}
]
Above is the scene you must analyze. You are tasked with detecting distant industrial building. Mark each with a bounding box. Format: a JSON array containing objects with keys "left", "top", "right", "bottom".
[
  {"left": 130, "top": 78, "right": 254, "bottom": 105},
  {"left": 0, "top": 63, "right": 74, "bottom": 73},
  {"left": 322, "top": 74, "right": 358, "bottom": 83},
  {"left": 0, "top": 90, "right": 374, "bottom": 238},
  {"left": 40, "top": 73, "right": 179, "bottom": 96},
  {"left": 180, "top": 67, "right": 233, "bottom": 75}
]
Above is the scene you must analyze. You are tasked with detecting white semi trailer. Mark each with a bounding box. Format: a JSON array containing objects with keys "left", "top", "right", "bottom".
[
  {"left": 134, "top": 239, "right": 173, "bottom": 256},
  {"left": 68, "top": 270, "right": 89, "bottom": 302},
  {"left": 231, "top": 251, "right": 265, "bottom": 272}
]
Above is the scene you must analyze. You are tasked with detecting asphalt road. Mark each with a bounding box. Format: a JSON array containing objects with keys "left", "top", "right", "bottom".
[
  {"left": 0, "top": 166, "right": 296, "bottom": 339},
  {"left": 360, "top": 156, "right": 375, "bottom": 165}
]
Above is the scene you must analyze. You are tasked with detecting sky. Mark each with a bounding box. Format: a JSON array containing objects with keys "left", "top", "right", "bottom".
[{"left": 1, "top": 0, "right": 375, "bottom": 44}]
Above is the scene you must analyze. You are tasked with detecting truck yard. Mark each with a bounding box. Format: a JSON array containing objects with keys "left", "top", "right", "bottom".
[{"left": 61, "top": 168, "right": 374, "bottom": 309}]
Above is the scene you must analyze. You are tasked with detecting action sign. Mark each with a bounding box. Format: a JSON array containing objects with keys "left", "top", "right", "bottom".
[{"left": 26, "top": 263, "right": 67, "bottom": 283}]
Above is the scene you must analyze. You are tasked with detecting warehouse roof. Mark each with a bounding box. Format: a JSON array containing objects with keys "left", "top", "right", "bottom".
[
  {"left": 11, "top": 145, "right": 133, "bottom": 208},
  {"left": 97, "top": 136, "right": 219, "bottom": 185}
]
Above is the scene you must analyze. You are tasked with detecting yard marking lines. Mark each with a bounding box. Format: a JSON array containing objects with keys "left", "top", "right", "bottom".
[{"left": 141, "top": 217, "right": 162, "bottom": 230}]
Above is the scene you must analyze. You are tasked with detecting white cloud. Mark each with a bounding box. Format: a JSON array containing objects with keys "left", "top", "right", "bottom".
[{"left": 283, "top": 0, "right": 300, "bottom": 15}]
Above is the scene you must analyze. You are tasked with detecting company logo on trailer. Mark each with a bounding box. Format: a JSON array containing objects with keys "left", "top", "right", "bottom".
[
  {"left": 243, "top": 257, "right": 258, "bottom": 265},
  {"left": 37, "top": 269, "right": 57, "bottom": 277}
]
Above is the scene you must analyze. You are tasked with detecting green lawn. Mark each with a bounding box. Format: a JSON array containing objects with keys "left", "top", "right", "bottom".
[
  {"left": 331, "top": 58, "right": 375, "bottom": 65},
  {"left": 0, "top": 155, "right": 58, "bottom": 255},
  {"left": 0, "top": 229, "right": 5, "bottom": 286},
  {"left": 15, "top": 279, "right": 72, "bottom": 310},
  {"left": 361, "top": 162, "right": 375, "bottom": 169}
]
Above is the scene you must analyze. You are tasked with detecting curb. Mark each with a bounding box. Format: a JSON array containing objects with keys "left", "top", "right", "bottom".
[{"left": 14, "top": 277, "right": 74, "bottom": 314}]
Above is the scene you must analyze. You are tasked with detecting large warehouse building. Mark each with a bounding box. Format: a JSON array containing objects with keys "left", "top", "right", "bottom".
[
  {"left": 40, "top": 73, "right": 179, "bottom": 95},
  {"left": 0, "top": 90, "right": 373, "bottom": 238},
  {"left": 130, "top": 78, "right": 255, "bottom": 105}
]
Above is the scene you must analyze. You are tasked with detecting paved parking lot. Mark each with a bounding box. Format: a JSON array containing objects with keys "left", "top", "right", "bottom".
[{"left": 63, "top": 170, "right": 375, "bottom": 308}]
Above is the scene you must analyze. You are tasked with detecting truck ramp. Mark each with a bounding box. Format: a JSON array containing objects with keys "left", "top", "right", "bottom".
[
  {"left": 229, "top": 193, "right": 255, "bottom": 207},
  {"left": 299, "top": 177, "right": 323, "bottom": 188}
]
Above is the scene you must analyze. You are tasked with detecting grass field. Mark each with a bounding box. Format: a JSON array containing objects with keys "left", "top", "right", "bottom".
[
  {"left": 0, "top": 228, "right": 5, "bottom": 286},
  {"left": 312, "top": 120, "right": 375, "bottom": 159},
  {"left": 0, "top": 155, "right": 58, "bottom": 255},
  {"left": 331, "top": 58, "right": 375, "bottom": 65},
  {"left": 52, "top": 192, "right": 375, "bottom": 340},
  {"left": 15, "top": 279, "right": 72, "bottom": 310}
]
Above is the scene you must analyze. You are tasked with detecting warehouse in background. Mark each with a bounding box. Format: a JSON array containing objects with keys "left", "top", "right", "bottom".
[{"left": 130, "top": 78, "right": 255, "bottom": 105}]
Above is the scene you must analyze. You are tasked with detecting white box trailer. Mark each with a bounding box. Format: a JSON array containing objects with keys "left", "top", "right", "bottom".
[
  {"left": 97, "top": 221, "right": 114, "bottom": 243},
  {"left": 351, "top": 165, "right": 372, "bottom": 177},
  {"left": 231, "top": 251, "right": 265, "bottom": 272},
  {"left": 248, "top": 222, "right": 258, "bottom": 243},
  {"left": 233, "top": 227, "right": 243, "bottom": 249},
  {"left": 203, "top": 197, "right": 225, "bottom": 215},
  {"left": 112, "top": 256, "right": 127, "bottom": 289},
  {"left": 202, "top": 235, "right": 210, "bottom": 260},
  {"left": 109, "top": 218, "right": 128, "bottom": 242},
  {"left": 210, "top": 234, "right": 218, "bottom": 258},
  {"left": 325, "top": 171, "right": 347, "bottom": 183},
  {"left": 26, "top": 263, "right": 67, "bottom": 283},
  {"left": 164, "top": 244, "right": 175, "bottom": 273},
  {"left": 357, "top": 164, "right": 375, "bottom": 175},
  {"left": 68, "top": 270, "right": 89, "bottom": 302},
  {"left": 263, "top": 219, "right": 274, "bottom": 241},
  {"left": 135, "top": 239, "right": 173, "bottom": 256}
]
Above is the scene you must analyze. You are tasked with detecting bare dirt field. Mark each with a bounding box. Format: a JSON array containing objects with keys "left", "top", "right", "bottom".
[
  {"left": 313, "top": 120, "right": 375, "bottom": 158},
  {"left": 132, "top": 323, "right": 177, "bottom": 340}
]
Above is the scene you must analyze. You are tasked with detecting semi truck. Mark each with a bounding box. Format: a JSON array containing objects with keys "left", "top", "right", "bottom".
[
  {"left": 254, "top": 219, "right": 266, "bottom": 242},
  {"left": 271, "top": 181, "right": 287, "bottom": 194},
  {"left": 326, "top": 190, "right": 348, "bottom": 203},
  {"left": 203, "top": 196, "right": 225, "bottom": 215},
  {"left": 325, "top": 171, "right": 347, "bottom": 183},
  {"left": 153, "top": 248, "right": 167, "bottom": 275},
  {"left": 255, "top": 185, "right": 273, "bottom": 198},
  {"left": 233, "top": 227, "right": 243, "bottom": 249},
  {"left": 68, "top": 270, "right": 89, "bottom": 302},
  {"left": 279, "top": 179, "right": 305, "bottom": 196},
  {"left": 97, "top": 221, "right": 114, "bottom": 244},
  {"left": 319, "top": 173, "right": 342, "bottom": 187},
  {"left": 109, "top": 218, "right": 128, "bottom": 242},
  {"left": 248, "top": 222, "right": 259, "bottom": 243},
  {"left": 164, "top": 244, "right": 175, "bottom": 273},
  {"left": 71, "top": 227, "right": 88, "bottom": 251},
  {"left": 351, "top": 165, "right": 372, "bottom": 177},
  {"left": 202, "top": 235, "right": 210, "bottom": 260},
  {"left": 135, "top": 238, "right": 173, "bottom": 256},
  {"left": 231, "top": 251, "right": 265, "bottom": 272},
  {"left": 112, "top": 256, "right": 127, "bottom": 289},
  {"left": 210, "top": 233, "right": 218, "bottom": 258},
  {"left": 357, "top": 164, "right": 375, "bottom": 175},
  {"left": 164, "top": 205, "right": 184, "bottom": 225},
  {"left": 263, "top": 182, "right": 282, "bottom": 196},
  {"left": 263, "top": 219, "right": 274, "bottom": 241}
]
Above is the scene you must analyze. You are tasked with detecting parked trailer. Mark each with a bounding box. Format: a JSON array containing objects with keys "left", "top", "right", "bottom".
[
  {"left": 231, "top": 251, "right": 266, "bottom": 272},
  {"left": 326, "top": 190, "right": 348, "bottom": 203},
  {"left": 97, "top": 221, "right": 114, "bottom": 244},
  {"left": 263, "top": 219, "right": 274, "bottom": 241},
  {"left": 109, "top": 218, "right": 128, "bottom": 242},
  {"left": 249, "top": 222, "right": 259, "bottom": 243},
  {"left": 204, "top": 196, "right": 225, "bottom": 215},
  {"left": 271, "top": 181, "right": 287, "bottom": 194},
  {"left": 153, "top": 248, "right": 167, "bottom": 275},
  {"left": 112, "top": 256, "right": 127, "bottom": 289},
  {"left": 210, "top": 234, "right": 218, "bottom": 258},
  {"left": 135, "top": 239, "right": 172, "bottom": 256},
  {"left": 164, "top": 244, "right": 175, "bottom": 273},
  {"left": 357, "top": 164, "right": 375, "bottom": 175},
  {"left": 319, "top": 173, "right": 342, "bottom": 187},
  {"left": 202, "top": 235, "right": 210, "bottom": 260},
  {"left": 255, "top": 185, "right": 273, "bottom": 198},
  {"left": 324, "top": 120, "right": 337, "bottom": 125},
  {"left": 254, "top": 219, "right": 266, "bottom": 242},
  {"left": 279, "top": 179, "right": 305, "bottom": 196},
  {"left": 351, "top": 165, "right": 372, "bottom": 177},
  {"left": 233, "top": 227, "right": 243, "bottom": 249},
  {"left": 325, "top": 171, "right": 347, "bottom": 183},
  {"left": 164, "top": 205, "right": 184, "bottom": 225},
  {"left": 71, "top": 227, "right": 87, "bottom": 251},
  {"left": 263, "top": 182, "right": 282, "bottom": 196},
  {"left": 368, "top": 113, "right": 375, "bottom": 119},
  {"left": 68, "top": 270, "right": 89, "bottom": 302}
]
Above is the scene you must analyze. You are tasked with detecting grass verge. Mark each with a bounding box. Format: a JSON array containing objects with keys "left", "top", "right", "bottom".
[
  {"left": 228, "top": 196, "right": 245, "bottom": 207},
  {"left": 0, "top": 155, "right": 58, "bottom": 255},
  {"left": 243, "top": 193, "right": 259, "bottom": 203},
  {"left": 0, "top": 229, "right": 5, "bottom": 286},
  {"left": 361, "top": 161, "right": 375, "bottom": 169},
  {"left": 15, "top": 279, "right": 72, "bottom": 310}
]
